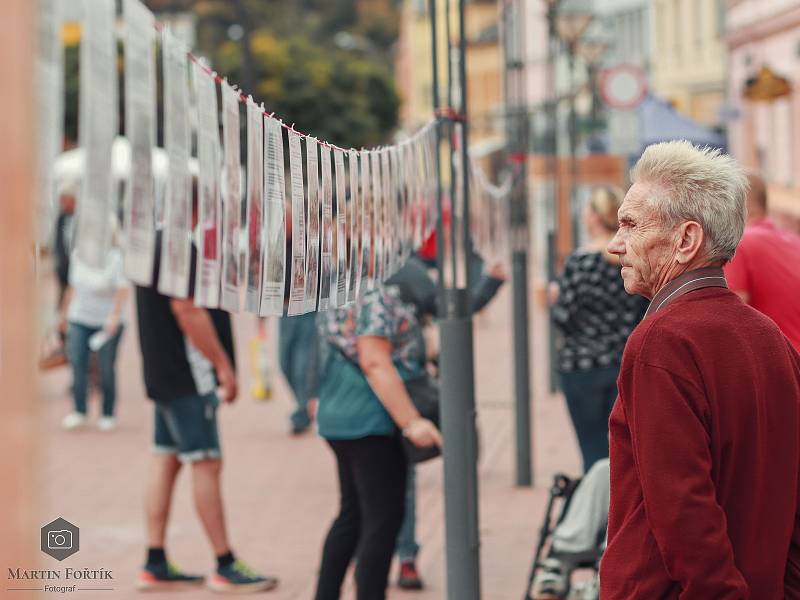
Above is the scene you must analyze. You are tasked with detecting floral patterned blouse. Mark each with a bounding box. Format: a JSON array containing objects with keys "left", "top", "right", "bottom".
[{"left": 319, "top": 284, "right": 426, "bottom": 380}]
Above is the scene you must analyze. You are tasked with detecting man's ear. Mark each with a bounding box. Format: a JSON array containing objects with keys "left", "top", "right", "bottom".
[{"left": 674, "top": 221, "right": 704, "bottom": 265}]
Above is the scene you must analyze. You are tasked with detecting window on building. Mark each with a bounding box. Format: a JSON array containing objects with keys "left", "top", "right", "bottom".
[
  {"left": 716, "top": 0, "right": 726, "bottom": 37},
  {"left": 673, "top": 0, "right": 682, "bottom": 61},
  {"left": 694, "top": 0, "right": 703, "bottom": 50},
  {"left": 655, "top": 1, "right": 665, "bottom": 56}
]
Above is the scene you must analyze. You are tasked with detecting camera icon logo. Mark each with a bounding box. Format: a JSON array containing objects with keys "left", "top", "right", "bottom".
[
  {"left": 41, "top": 518, "right": 79, "bottom": 561},
  {"left": 47, "top": 530, "right": 72, "bottom": 550}
]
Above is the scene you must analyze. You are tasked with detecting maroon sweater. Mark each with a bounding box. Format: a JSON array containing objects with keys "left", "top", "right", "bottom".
[{"left": 600, "top": 287, "right": 800, "bottom": 599}]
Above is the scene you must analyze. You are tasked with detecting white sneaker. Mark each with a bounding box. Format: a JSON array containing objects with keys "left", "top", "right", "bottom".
[
  {"left": 97, "top": 416, "right": 117, "bottom": 432},
  {"left": 62, "top": 412, "right": 87, "bottom": 430},
  {"left": 532, "top": 557, "right": 569, "bottom": 599}
]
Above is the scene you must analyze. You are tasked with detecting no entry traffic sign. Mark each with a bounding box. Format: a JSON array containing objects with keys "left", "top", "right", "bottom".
[{"left": 598, "top": 64, "right": 647, "bottom": 111}]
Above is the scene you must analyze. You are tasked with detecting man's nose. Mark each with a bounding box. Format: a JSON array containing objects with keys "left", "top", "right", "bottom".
[{"left": 607, "top": 230, "right": 623, "bottom": 255}]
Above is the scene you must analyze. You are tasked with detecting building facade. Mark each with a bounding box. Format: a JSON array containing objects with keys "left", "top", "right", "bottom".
[
  {"left": 726, "top": 0, "right": 800, "bottom": 225},
  {"left": 650, "top": 0, "right": 727, "bottom": 126}
]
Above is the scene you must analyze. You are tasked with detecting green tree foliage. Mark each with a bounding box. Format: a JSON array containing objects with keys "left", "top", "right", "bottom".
[{"left": 147, "top": 0, "right": 400, "bottom": 148}]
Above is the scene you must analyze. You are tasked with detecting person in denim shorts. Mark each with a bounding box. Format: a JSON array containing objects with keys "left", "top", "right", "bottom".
[{"left": 135, "top": 229, "right": 278, "bottom": 594}]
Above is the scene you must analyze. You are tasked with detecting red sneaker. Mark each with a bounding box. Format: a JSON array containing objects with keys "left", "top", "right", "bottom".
[{"left": 397, "top": 561, "right": 423, "bottom": 590}]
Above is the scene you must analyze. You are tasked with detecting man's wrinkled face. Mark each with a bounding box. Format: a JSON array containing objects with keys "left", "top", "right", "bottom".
[{"left": 607, "top": 182, "right": 676, "bottom": 299}]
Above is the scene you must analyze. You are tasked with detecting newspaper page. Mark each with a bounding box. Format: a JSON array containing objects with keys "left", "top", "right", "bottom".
[
  {"left": 244, "top": 98, "right": 265, "bottom": 313},
  {"left": 412, "top": 138, "right": 424, "bottom": 248},
  {"left": 220, "top": 80, "right": 242, "bottom": 312},
  {"left": 259, "top": 117, "right": 286, "bottom": 316},
  {"left": 35, "top": 0, "right": 63, "bottom": 247},
  {"left": 287, "top": 131, "right": 307, "bottom": 316},
  {"left": 399, "top": 143, "right": 412, "bottom": 261},
  {"left": 389, "top": 146, "right": 402, "bottom": 274},
  {"left": 122, "top": 0, "right": 157, "bottom": 285},
  {"left": 192, "top": 61, "right": 222, "bottom": 307},
  {"left": 318, "top": 145, "right": 333, "bottom": 311},
  {"left": 332, "top": 149, "right": 347, "bottom": 308},
  {"left": 76, "top": 0, "right": 116, "bottom": 268},
  {"left": 360, "top": 150, "right": 373, "bottom": 292},
  {"left": 158, "top": 30, "right": 192, "bottom": 298},
  {"left": 381, "top": 149, "right": 394, "bottom": 277},
  {"left": 303, "top": 137, "right": 320, "bottom": 313},
  {"left": 370, "top": 150, "right": 383, "bottom": 285},
  {"left": 347, "top": 149, "right": 360, "bottom": 303}
]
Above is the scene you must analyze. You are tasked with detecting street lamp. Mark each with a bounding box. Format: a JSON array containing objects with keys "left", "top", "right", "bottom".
[
  {"left": 578, "top": 38, "right": 611, "bottom": 150},
  {"left": 554, "top": 0, "right": 593, "bottom": 250}
]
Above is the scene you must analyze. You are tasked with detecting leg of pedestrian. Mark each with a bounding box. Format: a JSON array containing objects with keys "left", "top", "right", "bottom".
[
  {"left": 137, "top": 451, "right": 205, "bottom": 591},
  {"left": 96, "top": 325, "right": 123, "bottom": 430},
  {"left": 396, "top": 464, "right": 423, "bottom": 590},
  {"left": 315, "top": 441, "right": 362, "bottom": 600},
  {"left": 351, "top": 437, "right": 407, "bottom": 600},
  {"left": 63, "top": 322, "right": 92, "bottom": 429}
]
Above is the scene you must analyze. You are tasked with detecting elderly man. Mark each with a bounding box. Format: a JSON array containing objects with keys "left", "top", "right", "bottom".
[{"left": 600, "top": 141, "right": 800, "bottom": 599}]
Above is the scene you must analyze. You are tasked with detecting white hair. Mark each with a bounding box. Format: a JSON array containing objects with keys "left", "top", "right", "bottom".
[{"left": 631, "top": 141, "right": 748, "bottom": 263}]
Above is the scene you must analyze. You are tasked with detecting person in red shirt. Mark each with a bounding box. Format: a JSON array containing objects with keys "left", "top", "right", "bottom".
[
  {"left": 601, "top": 140, "right": 800, "bottom": 599},
  {"left": 724, "top": 172, "right": 800, "bottom": 351}
]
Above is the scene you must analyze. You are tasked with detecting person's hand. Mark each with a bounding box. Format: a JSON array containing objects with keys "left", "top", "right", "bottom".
[
  {"left": 307, "top": 398, "right": 319, "bottom": 420},
  {"left": 487, "top": 261, "right": 507, "bottom": 281},
  {"left": 547, "top": 281, "right": 560, "bottom": 305},
  {"left": 403, "top": 418, "right": 443, "bottom": 449},
  {"left": 103, "top": 314, "right": 120, "bottom": 337},
  {"left": 215, "top": 360, "right": 238, "bottom": 404},
  {"left": 57, "top": 313, "right": 67, "bottom": 335}
]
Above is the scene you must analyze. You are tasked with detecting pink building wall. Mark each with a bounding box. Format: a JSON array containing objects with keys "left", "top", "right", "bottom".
[{"left": 727, "top": 1, "right": 800, "bottom": 224}]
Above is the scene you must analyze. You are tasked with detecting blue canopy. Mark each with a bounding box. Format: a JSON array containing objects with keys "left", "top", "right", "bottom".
[{"left": 639, "top": 95, "right": 726, "bottom": 151}]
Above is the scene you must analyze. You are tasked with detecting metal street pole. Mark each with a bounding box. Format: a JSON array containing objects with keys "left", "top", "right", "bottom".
[
  {"left": 502, "top": 0, "right": 532, "bottom": 488},
  {"left": 431, "top": 0, "right": 482, "bottom": 597},
  {"left": 567, "top": 43, "right": 580, "bottom": 249},
  {"left": 546, "top": 2, "right": 560, "bottom": 394}
]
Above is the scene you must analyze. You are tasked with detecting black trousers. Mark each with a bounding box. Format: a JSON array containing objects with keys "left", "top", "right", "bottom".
[{"left": 314, "top": 435, "right": 408, "bottom": 600}]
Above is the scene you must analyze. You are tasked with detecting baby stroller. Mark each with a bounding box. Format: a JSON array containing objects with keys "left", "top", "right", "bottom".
[{"left": 524, "top": 473, "right": 602, "bottom": 600}]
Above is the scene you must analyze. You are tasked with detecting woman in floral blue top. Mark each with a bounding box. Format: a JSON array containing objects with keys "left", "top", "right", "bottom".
[{"left": 313, "top": 285, "right": 441, "bottom": 600}]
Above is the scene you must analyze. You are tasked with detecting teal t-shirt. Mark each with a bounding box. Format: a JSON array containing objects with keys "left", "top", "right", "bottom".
[{"left": 316, "top": 285, "right": 425, "bottom": 440}]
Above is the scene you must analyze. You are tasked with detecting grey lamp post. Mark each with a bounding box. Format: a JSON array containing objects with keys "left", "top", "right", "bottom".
[{"left": 555, "top": 2, "right": 593, "bottom": 251}]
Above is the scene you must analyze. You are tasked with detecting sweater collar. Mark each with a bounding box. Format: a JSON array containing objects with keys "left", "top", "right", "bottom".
[{"left": 644, "top": 267, "right": 728, "bottom": 318}]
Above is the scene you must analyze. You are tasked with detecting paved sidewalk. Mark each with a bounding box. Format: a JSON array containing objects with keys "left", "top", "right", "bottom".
[{"left": 36, "top": 286, "right": 581, "bottom": 600}]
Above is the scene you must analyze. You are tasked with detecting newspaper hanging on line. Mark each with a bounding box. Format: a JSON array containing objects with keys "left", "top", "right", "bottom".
[
  {"left": 303, "top": 138, "right": 321, "bottom": 313},
  {"left": 244, "top": 98, "right": 265, "bottom": 313},
  {"left": 370, "top": 150, "right": 383, "bottom": 285},
  {"left": 347, "top": 149, "right": 361, "bottom": 303},
  {"left": 332, "top": 149, "right": 347, "bottom": 308},
  {"left": 259, "top": 117, "right": 286, "bottom": 316},
  {"left": 75, "top": 0, "right": 116, "bottom": 268},
  {"left": 287, "top": 131, "right": 307, "bottom": 316},
  {"left": 123, "top": 0, "right": 157, "bottom": 286},
  {"left": 158, "top": 30, "right": 192, "bottom": 298},
  {"left": 360, "top": 150, "right": 373, "bottom": 292},
  {"left": 35, "top": 0, "right": 63, "bottom": 248},
  {"left": 220, "top": 80, "right": 241, "bottom": 312},
  {"left": 380, "top": 148, "right": 394, "bottom": 281},
  {"left": 192, "top": 61, "right": 222, "bottom": 308},
  {"left": 318, "top": 145, "right": 333, "bottom": 311}
]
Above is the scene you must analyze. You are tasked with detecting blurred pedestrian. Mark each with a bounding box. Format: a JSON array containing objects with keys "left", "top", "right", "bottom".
[
  {"left": 551, "top": 186, "right": 647, "bottom": 472},
  {"left": 279, "top": 205, "right": 317, "bottom": 434},
  {"left": 386, "top": 235, "right": 505, "bottom": 590},
  {"left": 135, "top": 200, "right": 277, "bottom": 593},
  {"left": 61, "top": 217, "right": 129, "bottom": 431},
  {"left": 724, "top": 172, "right": 800, "bottom": 350},
  {"left": 601, "top": 141, "right": 800, "bottom": 598},
  {"left": 313, "top": 284, "right": 442, "bottom": 600}
]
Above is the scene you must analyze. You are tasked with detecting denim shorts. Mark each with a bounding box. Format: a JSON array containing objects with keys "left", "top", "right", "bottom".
[{"left": 153, "top": 392, "right": 221, "bottom": 463}]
